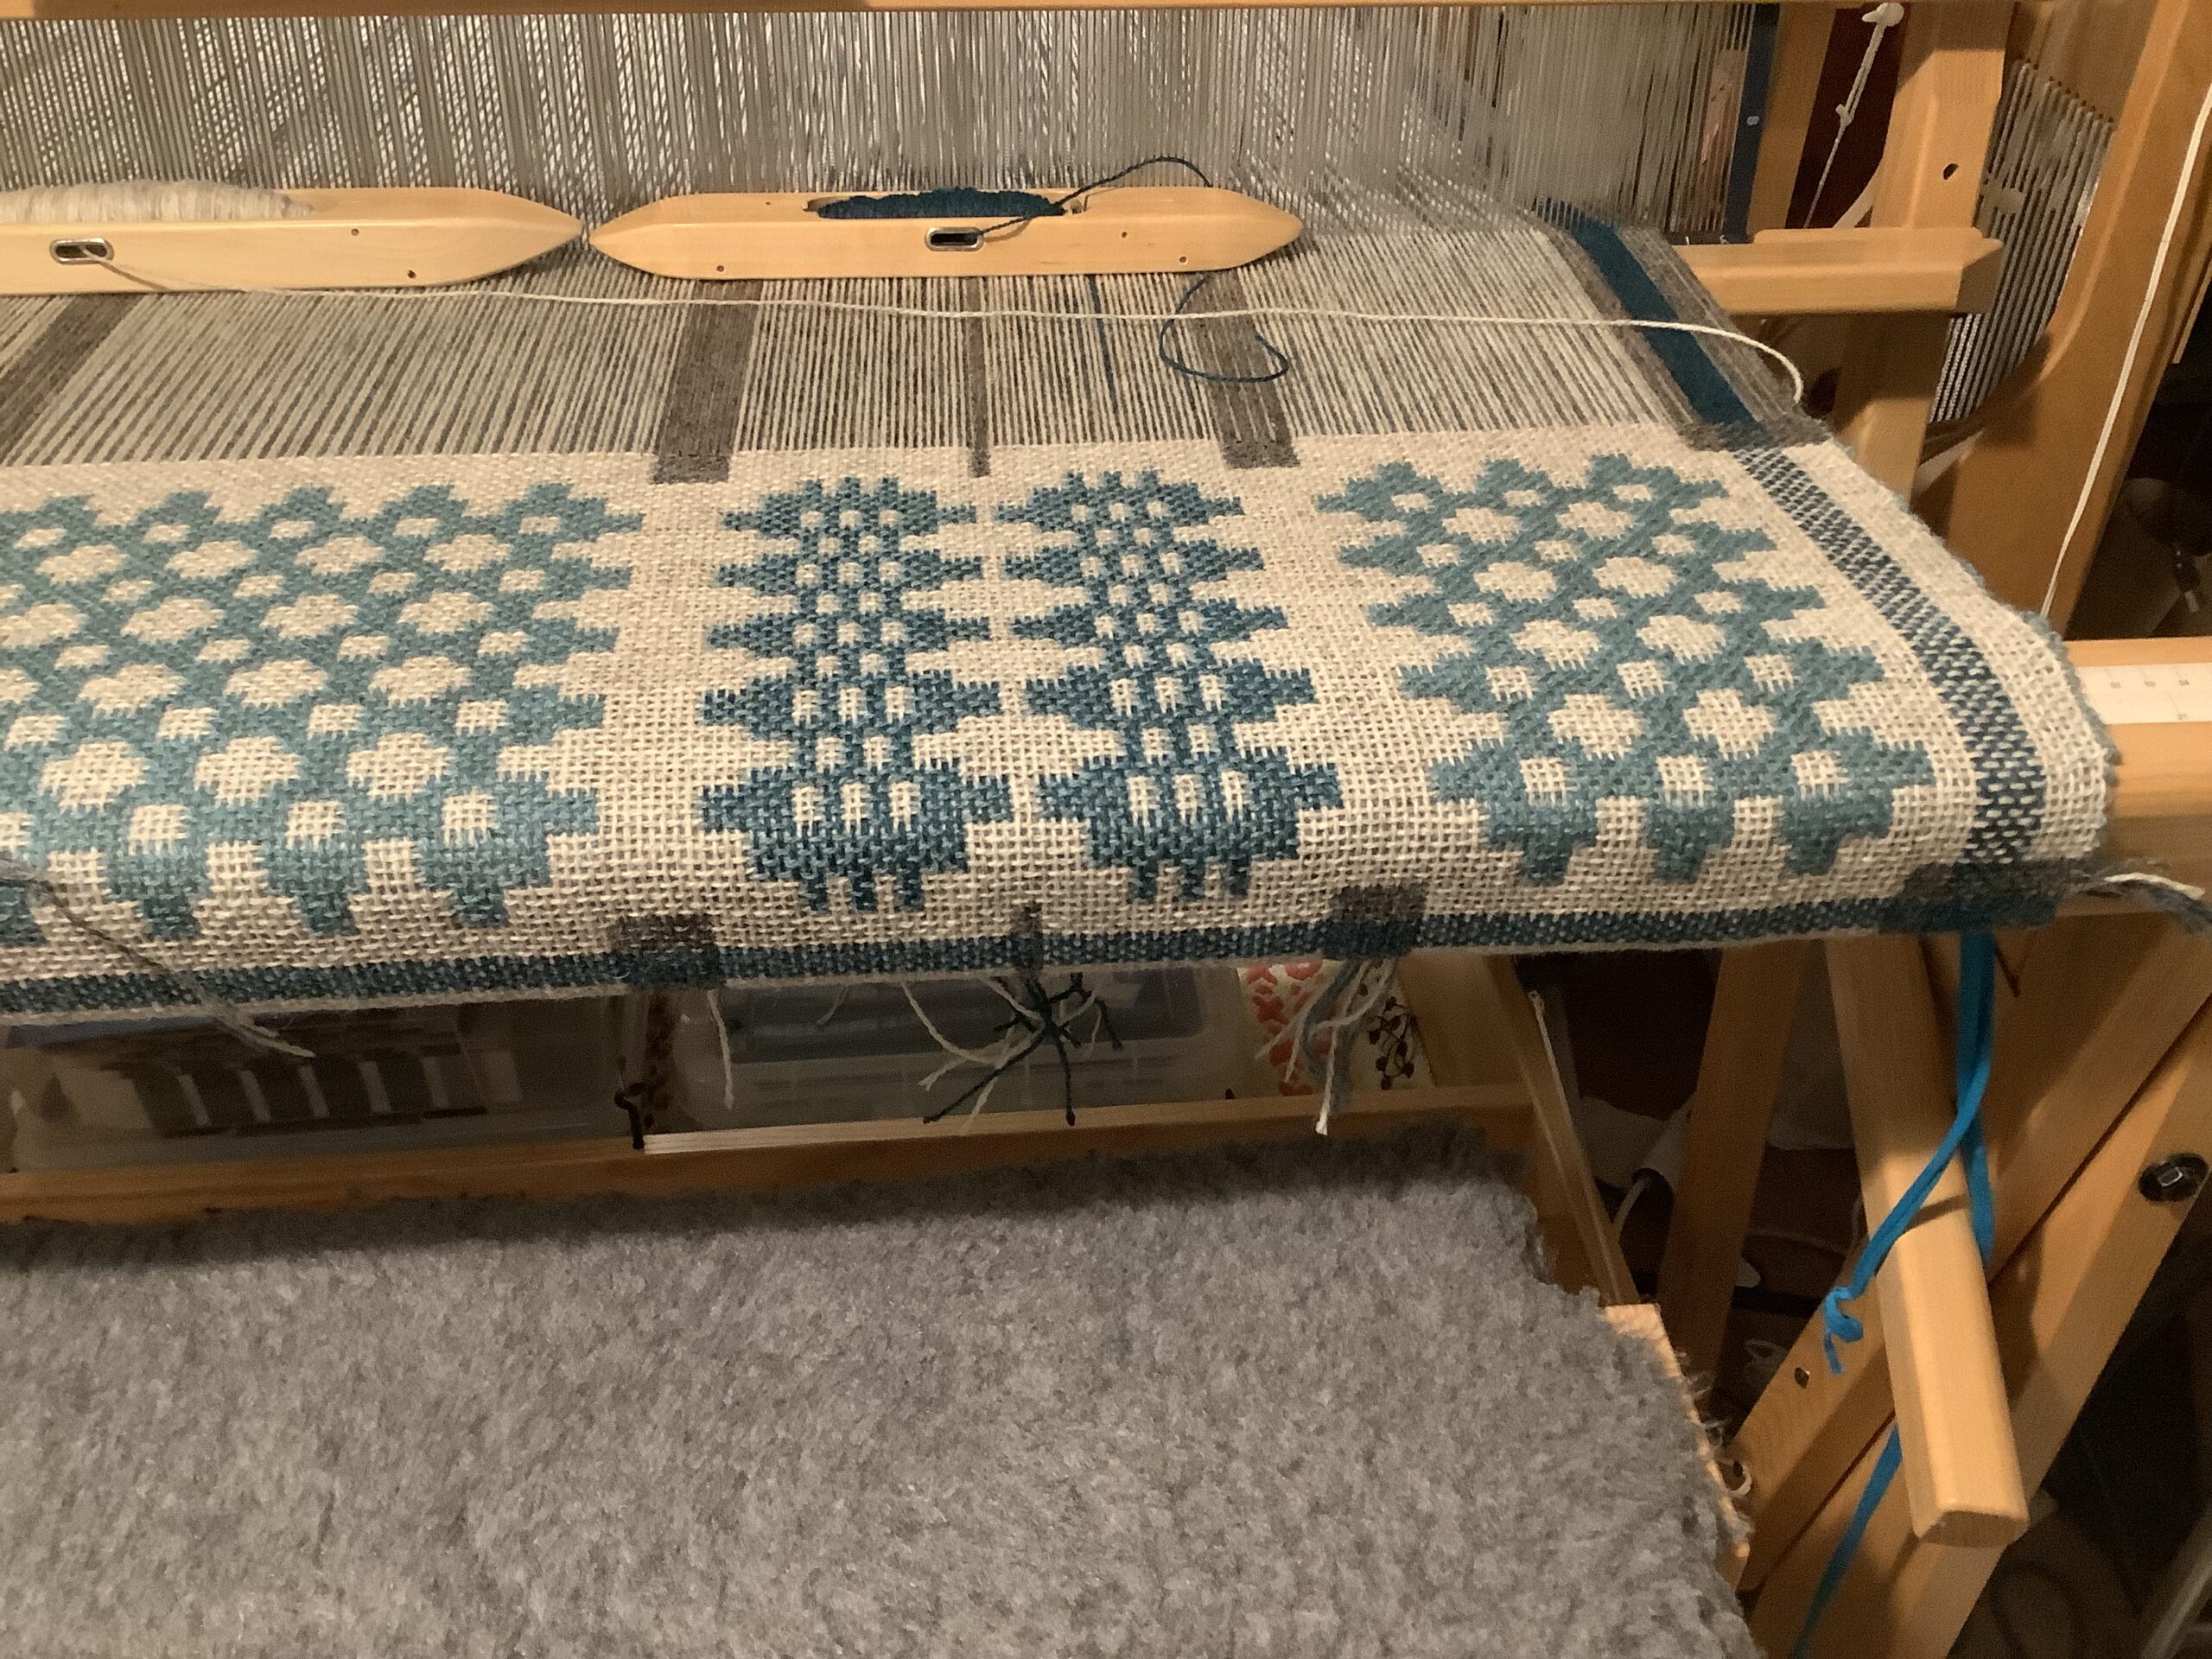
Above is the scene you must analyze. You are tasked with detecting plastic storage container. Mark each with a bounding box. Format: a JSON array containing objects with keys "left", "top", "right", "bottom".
[
  {"left": 680, "top": 967, "right": 1269, "bottom": 1128},
  {"left": 4, "top": 997, "right": 631, "bottom": 1170}
]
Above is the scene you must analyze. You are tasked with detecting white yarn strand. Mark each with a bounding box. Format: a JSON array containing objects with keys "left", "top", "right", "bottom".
[
  {"left": 82, "top": 251, "right": 1809, "bottom": 405},
  {"left": 1805, "top": 3, "right": 1904, "bottom": 228},
  {"left": 2040, "top": 76, "right": 2212, "bottom": 618},
  {"left": 1306, "top": 962, "right": 1400, "bottom": 1136}
]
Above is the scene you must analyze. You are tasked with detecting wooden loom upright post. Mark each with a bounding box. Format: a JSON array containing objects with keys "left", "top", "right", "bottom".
[
  {"left": 1830, "top": 0, "right": 2011, "bottom": 493},
  {"left": 1656, "top": 940, "right": 1812, "bottom": 1387},
  {"left": 1921, "top": 0, "right": 2212, "bottom": 621},
  {"left": 1728, "top": 914, "right": 2212, "bottom": 1596},
  {"left": 1746, "top": 1, "right": 1838, "bottom": 235},
  {"left": 1751, "top": 997, "right": 2212, "bottom": 1657}
]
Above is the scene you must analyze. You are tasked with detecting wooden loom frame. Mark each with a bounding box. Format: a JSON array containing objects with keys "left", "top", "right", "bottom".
[{"left": 0, "top": 3, "right": 2206, "bottom": 1656}]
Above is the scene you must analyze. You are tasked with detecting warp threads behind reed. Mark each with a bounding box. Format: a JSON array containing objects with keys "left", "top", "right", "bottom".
[{"left": 0, "top": 10, "right": 1754, "bottom": 235}]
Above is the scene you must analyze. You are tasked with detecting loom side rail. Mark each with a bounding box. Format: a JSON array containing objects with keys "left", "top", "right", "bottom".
[
  {"left": 2074, "top": 638, "right": 2212, "bottom": 893},
  {"left": 0, "top": 1084, "right": 1526, "bottom": 1224},
  {"left": 1827, "top": 935, "right": 2030, "bottom": 1550}
]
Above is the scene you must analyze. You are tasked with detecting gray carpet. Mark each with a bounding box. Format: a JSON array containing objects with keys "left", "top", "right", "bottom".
[{"left": 0, "top": 1128, "right": 1752, "bottom": 1658}]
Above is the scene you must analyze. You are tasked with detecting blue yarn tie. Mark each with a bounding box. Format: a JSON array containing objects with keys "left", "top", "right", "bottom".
[
  {"left": 1791, "top": 931, "right": 1999, "bottom": 1659},
  {"left": 1816, "top": 932, "right": 1998, "bottom": 1370}
]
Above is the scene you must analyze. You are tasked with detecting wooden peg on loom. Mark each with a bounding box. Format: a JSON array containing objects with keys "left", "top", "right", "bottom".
[
  {"left": 0, "top": 187, "right": 581, "bottom": 296},
  {"left": 1826, "top": 934, "right": 2030, "bottom": 1549},
  {"left": 590, "top": 187, "right": 1301, "bottom": 281}
]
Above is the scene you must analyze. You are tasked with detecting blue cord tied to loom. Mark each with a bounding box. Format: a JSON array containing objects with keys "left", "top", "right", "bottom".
[
  {"left": 1791, "top": 931, "right": 1999, "bottom": 1659},
  {"left": 816, "top": 156, "right": 1293, "bottom": 386}
]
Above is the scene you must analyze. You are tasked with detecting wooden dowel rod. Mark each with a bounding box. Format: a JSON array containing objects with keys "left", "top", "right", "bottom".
[
  {"left": 1481, "top": 957, "right": 1639, "bottom": 1306},
  {"left": 1826, "top": 935, "right": 2028, "bottom": 1550}
]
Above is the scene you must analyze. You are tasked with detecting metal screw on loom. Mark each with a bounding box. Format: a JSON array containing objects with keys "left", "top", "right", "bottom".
[{"left": 2139, "top": 1154, "right": 2210, "bottom": 1203}]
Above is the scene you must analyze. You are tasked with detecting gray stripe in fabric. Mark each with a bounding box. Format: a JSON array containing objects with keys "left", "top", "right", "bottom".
[
  {"left": 652, "top": 280, "right": 762, "bottom": 485},
  {"left": 6, "top": 256, "right": 683, "bottom": 464},
  {"left": 1535, "top": 216, "right": 1701, "bottom": 435},
  {"left": 0, "top": 294, "right": 137, "bottom": 459},
  {"left": 1610, "top": 224, "right": 1824, "bottom": 441},
  {"left": 730, "top": 281, "right": 968, "bottom": 454},
  {"left": 1184, "top": 272, "right": 1297, "bottom": 471},
  {"left": 1739, "top": 446, "right": 2047, "bottom": 861},
  {"left": 1247, "top": 225, "right": 1682, "bottom": 437},
  {"left": 963, "top": 285, "right": 990, "bottom": 478},
  {"left": 981, "top": 276, "right": 1211, "bottom": 452}
]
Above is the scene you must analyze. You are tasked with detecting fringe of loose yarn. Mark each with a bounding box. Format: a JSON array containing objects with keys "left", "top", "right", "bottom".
[
  {"left": 2085, "top": 868, "right": 2212, "bottom": 935},
  {"left": 1274, "top": 958, "right": 1402, "bottom": 1135}
]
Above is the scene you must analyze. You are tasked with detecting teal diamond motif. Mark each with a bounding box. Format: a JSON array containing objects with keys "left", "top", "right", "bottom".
[
  {"left": 0, "top": 483, "right": 635, "bottom": 943},
  {"left": 1004, "top": 470, "right": 1340, "bottom": 901},
  {"left": 1326, "top": 455, "right": 1934, "bottom": 883},
  {"left": 700, "top": 477, "right": 1011, "bottom": 911}
]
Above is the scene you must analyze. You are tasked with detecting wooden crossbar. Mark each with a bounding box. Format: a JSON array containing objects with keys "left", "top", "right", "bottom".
[
  {"left": 1680, "top": 227, "right": 2005, "bottom": 317},
  {"left": 0, "top": 1084, "right": 1525, "bottom": 1224}
]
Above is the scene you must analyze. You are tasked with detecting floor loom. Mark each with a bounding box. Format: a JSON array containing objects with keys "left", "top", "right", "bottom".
[{"left": 0, "top": 2, "right": 2203, "bottom": 1656}]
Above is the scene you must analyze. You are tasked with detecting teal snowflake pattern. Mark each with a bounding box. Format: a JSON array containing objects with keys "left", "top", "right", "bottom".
[
  {"left": 700, "top": 477, "right": 1010, "bottom": 911},
  {"left": 1004, "top": 471, "right": 1340, "bottom": 900},
  {"left": 1325, "top": 456, "right": 1934, "bottom": 883},
  {"left": 0, "top": 484, "right": 636, "bottom": 944}
]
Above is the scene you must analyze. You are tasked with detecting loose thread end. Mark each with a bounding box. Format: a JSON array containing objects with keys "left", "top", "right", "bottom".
[
  {"left": 1, "top": 851, "right": 315, "bottom": 1061},
  {"left": 2086, "top": 868, "right": 2212, "bottom": 934}
]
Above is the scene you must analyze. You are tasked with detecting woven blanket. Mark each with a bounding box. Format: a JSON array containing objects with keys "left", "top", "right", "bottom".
[{"left": 0, "top": 203, "right": 2108, "bottom": 1018}]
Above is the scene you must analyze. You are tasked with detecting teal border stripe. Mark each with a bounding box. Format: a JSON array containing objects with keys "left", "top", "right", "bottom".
[
  {"left": 1, "top": 880, "right": 2077, "bottom": 1016},
  {"left": 1735, "top": 446, "right": 2050, "bottom": 859},
  {"left": 1549, "top": 207, "right": 1756, "bottom": 429},
  {"left": 1562, "top": 211, "right": 2054, "bottom": 863}
]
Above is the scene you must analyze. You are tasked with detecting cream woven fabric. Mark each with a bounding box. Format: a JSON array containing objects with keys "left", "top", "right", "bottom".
[{"left": 0, "top": 207, "right": 2108, "bottom": 1019}]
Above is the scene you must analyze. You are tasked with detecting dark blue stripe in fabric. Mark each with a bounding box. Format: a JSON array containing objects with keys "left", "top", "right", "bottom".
[
  {"left": 1551, "top": 208, "right": 1755, "bottom": 428},
  {"left": 1736, "top": 446, "right": 2050, "bottom": 861}
]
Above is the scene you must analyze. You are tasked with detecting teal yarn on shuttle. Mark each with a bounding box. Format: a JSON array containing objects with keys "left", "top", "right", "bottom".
[{"left": 815, "top": 188, "right": 1059, "bottom": 220}]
